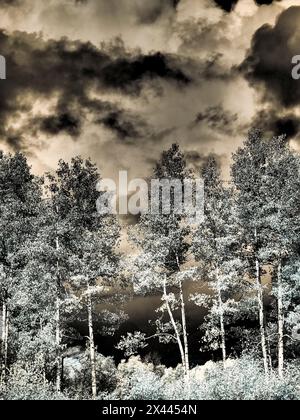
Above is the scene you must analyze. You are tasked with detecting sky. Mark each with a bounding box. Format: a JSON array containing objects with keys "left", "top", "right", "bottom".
[{"left": 0, "top": 0, "right": 300, "bottom": 181}]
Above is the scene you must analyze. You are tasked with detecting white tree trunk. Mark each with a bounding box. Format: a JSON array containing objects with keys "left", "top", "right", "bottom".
[
  {"left": 1, "top": 301, "right": 8, "bottom": 384},
  {"left": 254, "top": 228, "right": 269, "bottom": 375},
  {"left": 55, "top": 296, "right": 61, "bottom": 393},
  {"left": 163, "top": 275, "right": 186, "bottom": 374},
  {"left": 175, "top": 255, "right": 190, "bottom": 377},
  {"left": 217, "top": 277, "right": 226, "bottom": 367},
  {"left": 87, "top": 283, "right": 97, "bottom": 399},
  {"left": 178, "top": 279, "right": 190, "bottom": 376},
  {"left": 256, "top": 258, "right": 269, "bottom": 376},
  {"left": 277, "top": 260, "right": 284, "bottom": 379},
  {"left": 55, "top": 236, "right": 62, "bottom": 393}
]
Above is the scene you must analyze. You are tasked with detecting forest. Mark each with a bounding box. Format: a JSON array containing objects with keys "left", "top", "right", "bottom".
[{"left": 0, "top": 130, "right": 300, "bottom": 400}]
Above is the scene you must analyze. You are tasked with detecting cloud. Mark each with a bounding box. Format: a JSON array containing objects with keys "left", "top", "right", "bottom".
[
  {"left": 185, "top": 150, "right": 225, "bottom": 172},
  {"left": 134, "top": 0, "right": 179, "bottom": 25},
  {"left": 0, "top": 0, "right": 22, "bottom": 5},
  {"left": 212, "top": 0, "right": 282, "bottom": 13},
  {"left": 213, "top": 0, "right": 239, "bottom": 12},
  {"left": 39, "top": 112, "right": 82, "bottom": 137},
  {"left": 254, "top": 1, "right": 282, "bottom": 5},
  {"left": 193, "top": 105, "right": 238, "bottom": 135},
  {"left": 240, "top": 6, "right": 300, "bottom": 107},
  {"left": 0, "top": 30, "right": 191, "bottom": 150},
  {"left": 0, "top": 0, "right": 290, "bottom": 180},
  {"left": 97, "top": 109, "right": 149, "bottom": 142},
  {"left": 251, "top": 108, "right": 300, "bottom": 139}
]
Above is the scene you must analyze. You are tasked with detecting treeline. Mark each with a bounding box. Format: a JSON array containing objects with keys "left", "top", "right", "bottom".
[{"left": 0, "top": 130, "right": 300, "bottom": 400}]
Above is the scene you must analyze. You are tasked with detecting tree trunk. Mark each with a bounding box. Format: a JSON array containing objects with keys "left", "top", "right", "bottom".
[
  {"left": 163, "top": 275, "right": 186, "bottom": 374},
  {"left": 175, "top": 255, "right": 190, "bottom": 377},
  {"left": 55, "top": 236, "right": 62, "bottom": 393},
  {"left": 178, "top": 279, "right": 190, "bottom": 376},
  {"left": 87, "top": 282, "right": 97, "bottom": 399},
  {"left": 217, "top": 276, "right": 226, "bottom": 367},
  {"left": 266, "top": 335, "right": 273, "bottom": 372},
  {"left": 254, "top": 228, "right": 269, "bottom": 375},
  {"left": 55, "top": 296, "right": 61, "bottom": 393},
  {"left": 39, "top": 320, "right": 47, "bottom": 388},
  {"left": 256, "top": 258, "right": 269, "bottom": 376},
  {"left": 1, "top": 301, "right": 8, "bottom": 384},
  {"left": 277, "top": 260, "right": 284, "bottom": 379}
]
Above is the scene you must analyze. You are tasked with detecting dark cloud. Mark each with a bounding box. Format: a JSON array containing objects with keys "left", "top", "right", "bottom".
[
  {"left": 194, "top": 105, "right": 238, "bottom": 135},
  {"left": 40, "top": 112, "right": 82, "bottom": 137},
  {"left": 98, "top": 109, "right": 148, "bottom": 141},
  {"left": 213, "top": 0, "right": 239, "bottom": 12},
  {"left": 213, "top": 0, "right": 281, "bottom": 12},
  {"left": 185, "top": 150, "right": 224, "bottom": 172},
  {"left": 240, "top": 7, "right": 300, "bottom": 108},
  {"left": 0, "top": 0, "right": 21, "bottom": 5},
  {"left": 252, "top": 109, "right": 300, "bottom": 139},
  {"left": 100, "top": 52, "right": 190, "bottom": 93},
  {"left": 0, "top": 30, "right": 191, "bottom": 150},
  {"left": 254, "top": 0, "right": 282, "bottom": 5}
]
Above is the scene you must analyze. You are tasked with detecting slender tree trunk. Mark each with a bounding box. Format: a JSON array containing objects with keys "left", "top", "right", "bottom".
[
  {"left": 55, "top": 296, "right": 61, "bottom": 392},
  {"left": 217, "top": 276, "right": 226, "bottom": 367},
  {"left": 1, "top": 301, "right": 8, "bottom": 384},
  {"left": 266, "top": 336, "right": 273, "bottom": 372},
  {"left": 254, "top": 228, "right": 269, "bottom": 375},
  {"left": 178, "top": 278, "right": 190, "bottom": 398},
  {"left": 40, "top": 320, "right": 47, "bottom": 389},
  {"left": 175, "top": 255, "right": 190, "bottom": 377},
  {"left": 87, "top": 282, "right": 97, "bottom": 399},
  {"left": 55, "top": 236, "right": 62, "bottom": 392},
  {"left": 277, "top": 260, "right": 284, "bottom": 379},
  {"left": 256, "top": 258, "right": 269, "bottom": 376},
  {"left": 163, "top": 275, "right": 186, "bottom": 374},
  {"left": 43, "top": 359, "right": 47, "bottom": 389},
  {"left": 178, "top": 279, "right": 190, "bottom": 376}
]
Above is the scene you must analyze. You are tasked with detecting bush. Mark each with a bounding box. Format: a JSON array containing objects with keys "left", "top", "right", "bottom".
[
  {"left": 188, "top": 356, "right": 300, "bottom": 400},
  {"left": 107, "top": 355, "right": 300, "bottom": 401},
  {"left": 0, "top": 362, "right": 67, "bottom": 400}
]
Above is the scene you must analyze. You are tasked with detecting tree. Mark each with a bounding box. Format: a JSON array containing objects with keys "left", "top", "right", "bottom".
[
  {"left": 128, "top": 144, "right": 193, "bottom": 381},
  {"left": 232, "top": 131, "right": 300, "bottom": 376},
  {"left": 51, "top": 156, "right": 122, "bottom": 398},
  {"left": 259, "top": 135, "right": 300, "bottom": 377},
  {"left": 231, "top": 130, "right": 271, "bottom": 375},
  {"left": 0, "top": 152, "right": 42, "bottom": 384},
  {"left": 70, "top": 227, "right": 122, "bottom": 398},
  {"left": 192, "top": 156, "right": 242, "bottom": 365},
  {"left": 43, "top": 162, "right": 78, "bottom": 392}
]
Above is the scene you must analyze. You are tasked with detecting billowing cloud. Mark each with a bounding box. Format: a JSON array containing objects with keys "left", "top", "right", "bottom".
[
  {"left": 0, "top": 30, "right": 191, "bottom": 150},
  {"left": 240, "top": 6, "right": 300, "bottom": 107},
  {"left": 251, "top": 108, "right": 300, "bottom": 139},
  {"left": 0, "top": 0, "right": 298, "bottom": 177}
]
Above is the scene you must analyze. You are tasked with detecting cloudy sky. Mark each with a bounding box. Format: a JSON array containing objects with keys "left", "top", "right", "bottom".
[{"left": 0, "top": 0, "right": 300, "bottom": 180}]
